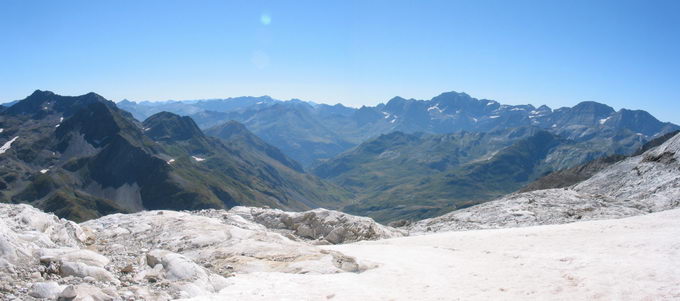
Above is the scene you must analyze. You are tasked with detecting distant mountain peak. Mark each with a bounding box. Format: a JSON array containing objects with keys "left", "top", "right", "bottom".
[
  {"left": 571, "top": 101, "right": 615, "bottom": 114},
  {"left": 30, "top": 89, "right": 56, "bottom": 97},
  {"left": 6, "top": 90, "right": 113, "bottom": 118},
  {"left": 143, "top": 111, "right": 204, "bottom": 142}
]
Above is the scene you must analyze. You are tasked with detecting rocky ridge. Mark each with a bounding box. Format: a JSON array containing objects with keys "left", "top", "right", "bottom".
[
  {"left": 0, "top": 204, "right": 399, "bottom": 300},
  {"left": 409, "top": 132, "right": 680, "bottom": 233}
]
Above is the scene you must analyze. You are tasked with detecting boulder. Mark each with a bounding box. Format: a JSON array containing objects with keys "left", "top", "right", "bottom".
[
  {"left": 38, "top": 248, "right": 110, "bottom": 267},
  {"left": 227, "top": 206, "right": 406, "bottom": 243},
  {"left": 60, "top": 261, "right": 119, "bottom": 284},
  {"left": 29, "top": 281, "right": 65, "bottom": 299},
  {"left": 58, "top": 284, "right": 119, "bottom": 301}
]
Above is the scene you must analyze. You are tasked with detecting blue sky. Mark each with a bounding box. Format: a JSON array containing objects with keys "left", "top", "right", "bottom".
[{"left": 1, "top": 0, "right": 679, "bottom": 123}]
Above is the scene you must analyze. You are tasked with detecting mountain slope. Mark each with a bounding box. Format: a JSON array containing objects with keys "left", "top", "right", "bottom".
[
  {"left": 519, "top": 130, "right": 680, "bottom": 192},
  {"left": 312, "top": 127, "right": 616, "bottom": 222},
  {"left": 0, "top": 91, "right": 350, "bottom": 221},
  {"left": 410, "top": 132, "right": 680, "bottom": 233}
]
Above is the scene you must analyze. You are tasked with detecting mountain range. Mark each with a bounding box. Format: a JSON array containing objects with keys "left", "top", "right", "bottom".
[
  {"left": 117, "top": 92, "right": 678, "bottom": 221},
  {"left": 1, "top": 90, "right": 678, "bottom": 223},
  {"left": 0, "top": 91, "right": 350, "bottom": 221},
  {"left": 118, "top": 92, "right": 679, "bottom": 167}
]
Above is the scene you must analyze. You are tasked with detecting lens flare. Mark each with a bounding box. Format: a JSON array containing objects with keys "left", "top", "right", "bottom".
[{"left": 260, "top": 14, "right": 271, "bottom": 25}]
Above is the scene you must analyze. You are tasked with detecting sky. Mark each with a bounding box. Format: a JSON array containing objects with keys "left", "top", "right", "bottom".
[{"left": 1, "top": 0, "right": 679, "bottom": 123}]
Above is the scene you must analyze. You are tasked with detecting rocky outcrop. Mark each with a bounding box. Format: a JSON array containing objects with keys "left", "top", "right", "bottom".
[
  {"left": 218, "top": 206, "right": 406, "bottom": 244},
  {"left": 409, "top": 133, "right": 680, "bottom": 233},
  {"left": 0, "top": 204, "right": 376, "bottom": 300}
]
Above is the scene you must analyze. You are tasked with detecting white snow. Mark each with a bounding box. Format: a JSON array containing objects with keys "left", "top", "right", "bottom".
[
  {"left": 40, "top": 169, "right": 49, "bottom": 174},
  {"left": 0, "top": 128, "right": 3, "bottom": 133},
  {"left": 427, "top": 104, "right": 443, "bottom": 113},
  {"left": 486, "top": 101, "right": 497, "bottom": 106},
  {"left": 472, "top": 117, "right": 478, "bottom": 122},
  {"left": 192, "top": 156, "right": 206, "bottom": 162},
  {"left": 56, "top": 117, "right": 64, "bottom": 128},
  {"left": 382, "top": 112, "right": 390, "bottom": 119},
  {"left": 599, "top": 116, "right": 612, "bottom": 125},
  {"left": 552, "top": 124, "right": 557, "bottom": 128},
  {"left": 390, "top": 119, "right": 396, "bottom": 123},
  {"left": 195, "top": 209, "right": 680, "bottom": 300},
  {"left": 0, "top": 136, "right": 19, "bottom": 154},
  {"left": 511, "top": 107, "right": 525, "bottom": 111},
  {"left": 167, "top": 159, "right": 176, "bottom": 165},
  {"left": 489, "top": 115, "right": 500, "bottom": 119}
]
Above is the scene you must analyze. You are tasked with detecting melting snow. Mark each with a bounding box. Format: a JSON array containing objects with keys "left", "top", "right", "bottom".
[
  {"left": 0, "top": 136, "right": 18, "bottom": 154},
  {"left": 192, "top": 156, "right": 206, "bottom": 162},
  {"left": 40, "top": 169, "right": 49, "bottom": 174},
  {"left": 382, "top": 112, "right": 391, "bottom": 119},
  {"left": 167, "top": 159, "right": 176, "bottom": 165}
]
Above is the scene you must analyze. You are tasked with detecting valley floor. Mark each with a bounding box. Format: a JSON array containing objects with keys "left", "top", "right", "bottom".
[{"left": 194, "top": 209, "right": 680, "bottom": 301}]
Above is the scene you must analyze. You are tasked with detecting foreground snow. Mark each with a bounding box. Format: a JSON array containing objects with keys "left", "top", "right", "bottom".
[{"left": 193, "top": 208, "right": 680, "bottom": 300}]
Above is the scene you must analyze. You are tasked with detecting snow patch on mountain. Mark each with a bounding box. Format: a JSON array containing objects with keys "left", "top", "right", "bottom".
[
  {"left": 427, "top": 104, "right": 443, "bottom": 113},
  {"left": 599, "top": 116, "right": 612, "bottom": 125},
  {"left": 0, "top": 136, "right": 18, "bottom": 154}
]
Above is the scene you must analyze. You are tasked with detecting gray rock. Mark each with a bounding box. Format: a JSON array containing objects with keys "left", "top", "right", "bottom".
[
  {"left": 60, "top": 261, "right": 119, "bottom": 284},
  {"left": 227, "top": 206, "right": 407, "bottom": 244},
  {"left": 29, "top": 281, "right": 65, "bottom": 299},
  {"left": 58, "top": 284, "right": 119, "bottom": 301}
]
